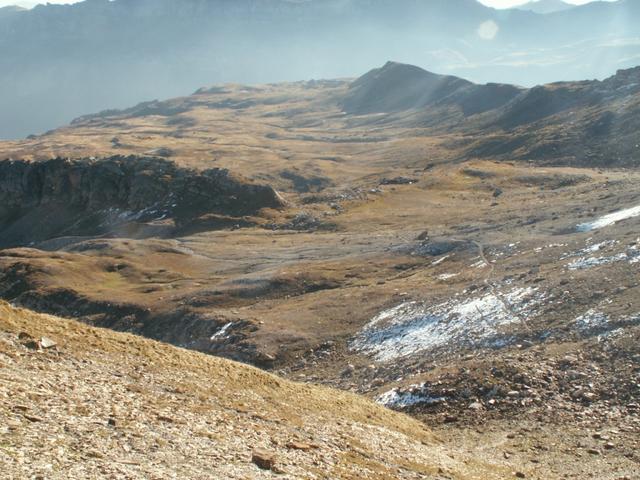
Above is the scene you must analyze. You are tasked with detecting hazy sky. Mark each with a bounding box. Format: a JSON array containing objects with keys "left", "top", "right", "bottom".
[
  {"left": 0, "top": 0, "right": 618, "bottom": 8},
  {"left": 479, "top": 0, "right": 615, "bottom": 6}
]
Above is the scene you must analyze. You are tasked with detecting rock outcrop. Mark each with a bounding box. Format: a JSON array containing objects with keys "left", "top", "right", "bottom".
[{"left": 0, "top": 155, "right": 284, "bottom": 247}]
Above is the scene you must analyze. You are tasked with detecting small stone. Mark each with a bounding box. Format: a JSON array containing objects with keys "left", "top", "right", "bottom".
[
  {"left": 40, "top": 337, "right": 57, "bottom": 349},
  {"left": 7, "top": 421, "right": 21, "bottom": 431},
  {"left": 286, "top": 441, "right": 316, "bottom": 451},
  {"left": 515, "top": 472, "right": 526, "bottom": 478},
  {"left": 87, "top": 450, "right": 104, "bottom": 458},
  {"left": 340, "top": 364, "right": 355, "bottom": 377},
  {"left": 23, "top": 414, "right": 43, "bottom": 423},
  {"left": 108, "top": 418, "right": 117, "bottom": 427},
  {"left": 587, "top": 448, "right": 600, "bottom": 455},
  {"left": 18, "top": 332, "right": 39, "bottom": 350},
  {"left": 468, "top": 402, "right": 483, "bottom": 410},
  {"left": 18, "top": 332, "right": 33, "bottom": 341},
  {"left": 252, "top": 449, "right": 276, "bottom": 471},
  {"left": 604, "top": 443, "right": 615, "bottom": 450}
]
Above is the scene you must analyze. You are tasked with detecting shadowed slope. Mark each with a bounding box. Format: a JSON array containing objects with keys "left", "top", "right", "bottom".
[{"left": 0, "top": 156, "right": 284, "bottom": 247}]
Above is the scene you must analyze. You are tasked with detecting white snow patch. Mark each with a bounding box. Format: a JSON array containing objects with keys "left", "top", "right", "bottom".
[
  {"left": 575, "top": 309, "right": 609, "bottom": 331},
  {"left": 566, "top": 244, "right": 640, "bottom": 270},
  {"left": 583, "top": 240, "right": 618, "bottom": 253},
  {"left": 567, "top": 253, "right": 629, "bottom": 270},
  {"left": 471, "top": 259, "right": 487, "bottom": 269},
  {"left": 432, "top": 255, "right": 450, "bottom": 266},
  {"left": 351, "top": 287, "right": 545, "bottom": 362},
  {"left": 376, "top": 383, "right": 444, "bottom": 409},
  {"left": 210, "top": 322, "right": 233, "bottom": 341},
  {"left": 437, "top": 273, "right": 459, "bottom": 281},
  {"left": 561, "top": 240, "right": 617, "bottom": 260},
  {"left": 575, "top": 310, "right": 640, "bottom": 337},
  {"left": 577, "top": 204, "right": 640, "bottom": 232},
  {"left": 99, "top": 203, "right": 174, "bottom": 226},
  {"left": 597, "top": 328, "right": 625, "bottom": 340}
]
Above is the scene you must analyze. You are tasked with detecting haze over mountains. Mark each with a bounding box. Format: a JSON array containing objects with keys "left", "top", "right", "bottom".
[
  {"left": 0, "top": 0, "right": 636, "bottom": 139},
  {"left": 516, "top": 0, "right": 574, "bottom": 14}
]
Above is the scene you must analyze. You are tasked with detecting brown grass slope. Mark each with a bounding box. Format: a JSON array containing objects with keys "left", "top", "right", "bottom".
[{"left": 0, "top": 301, "right": 507, "bottom": 479}]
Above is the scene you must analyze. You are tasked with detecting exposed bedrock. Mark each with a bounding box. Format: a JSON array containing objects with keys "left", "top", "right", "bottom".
[{"left": 0, "top": 155, "right": 285, "bottom": 247}]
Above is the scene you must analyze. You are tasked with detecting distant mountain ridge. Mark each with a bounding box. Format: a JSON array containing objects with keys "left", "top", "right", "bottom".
[
  {"left": 6, "top": 59, "right": 640, "bottom": 168},
  {"left": 0, "top": 5, "right": 26, "bottom": 17},
  {"left": 516, "top": 0, "right": 574, "bottom": 14},
  {"left": 0, "top": 0, "right": 638, "bottom": 139}
]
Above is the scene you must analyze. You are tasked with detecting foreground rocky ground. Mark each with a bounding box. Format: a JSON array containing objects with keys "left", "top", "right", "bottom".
[{"left": 0, "top": 302, "right": 510, "bottom": 479}]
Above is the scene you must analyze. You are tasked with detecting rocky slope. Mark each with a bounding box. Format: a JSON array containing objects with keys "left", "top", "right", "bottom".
[
  {"left": 469, "top": 66, "right": 640, "bottom": 166},
  {"left": 341, "top": 61, "right": 640, "bottom": 167},
  {"left": 0, "top": 156, "right": 284, "bottom": 247},
  {"left": 0, "top": 301, "right": 504, "bottom": 479}
]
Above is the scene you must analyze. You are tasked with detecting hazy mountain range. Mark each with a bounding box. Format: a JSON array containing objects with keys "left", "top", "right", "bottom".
[
  {"left": 0, "top": 0, "right": 637, "bottom": 139},
  {"left": 516, "top": 0, "right": 574, "bottom": 14}
]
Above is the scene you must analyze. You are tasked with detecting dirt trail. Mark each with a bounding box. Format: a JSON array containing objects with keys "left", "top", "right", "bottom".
[{"left": 451, "top": 237, "right": 531, "bottom": 332}]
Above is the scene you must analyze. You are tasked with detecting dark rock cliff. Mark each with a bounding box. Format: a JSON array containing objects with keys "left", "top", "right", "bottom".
[{"left": 0, "top": 155, "right": 284, "bottom": 247}]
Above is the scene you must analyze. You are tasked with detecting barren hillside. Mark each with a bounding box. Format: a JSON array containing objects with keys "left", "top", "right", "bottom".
[{"left": 0, "top": 301, "right": 507, "bottom": 479}]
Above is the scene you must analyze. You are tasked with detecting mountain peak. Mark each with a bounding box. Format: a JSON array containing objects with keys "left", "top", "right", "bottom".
[
  {"left": 342, "top": 62, "right": 473, "bottom": 114},
  {"left": 342, "top": 62, "right": 520, "bottom": 117}
]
